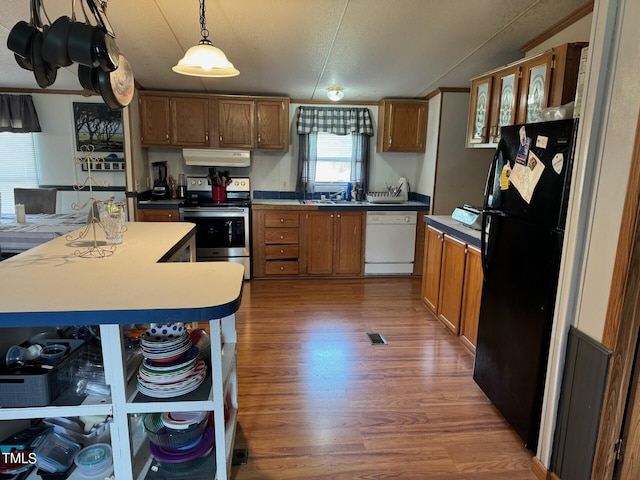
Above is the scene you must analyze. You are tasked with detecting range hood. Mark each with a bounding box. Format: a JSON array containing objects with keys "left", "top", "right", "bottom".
[{"left": 182, "top": 149, "right": 251, "bottom": 167}]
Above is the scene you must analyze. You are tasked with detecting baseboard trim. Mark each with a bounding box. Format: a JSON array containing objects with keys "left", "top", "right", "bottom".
[{"left": 531, "top": 457, "right": 549, "bottom": 479}]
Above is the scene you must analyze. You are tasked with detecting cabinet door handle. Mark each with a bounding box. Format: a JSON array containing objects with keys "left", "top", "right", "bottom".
[
  {"left": 388, "top": 136, "right": 392, "bottom": 147},
  {"left": 205, "top": 132, "right": 209, "bottom": 141},
  {"left": 337, "top": 214, "right": 341, "bottom": 218},
  {"left": 219, "top": 134, "right": 223, "bottom": 143},
  {"left": 330, "top": 214, "right": 334, "bottom": 218},
  {"left": 165, "top": 132, "right": 169, "bottom": 140},
  {"left": 258, "top": 135, "right": 262, "bottom": 144}
]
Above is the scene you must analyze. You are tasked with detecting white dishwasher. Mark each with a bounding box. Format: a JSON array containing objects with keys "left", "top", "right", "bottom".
[{"left": 364, "top": 211, "right": 417, "bottom": 275}]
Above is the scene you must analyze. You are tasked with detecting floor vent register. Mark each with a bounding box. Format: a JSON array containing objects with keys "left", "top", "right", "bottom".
[{"left": 366, "top": 333, "right": 387, "bottom": 345}]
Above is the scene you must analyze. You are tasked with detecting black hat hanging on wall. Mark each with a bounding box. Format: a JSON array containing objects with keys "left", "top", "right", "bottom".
[{"left": 7, "top": 0, "right": 134, "bottom": 110}]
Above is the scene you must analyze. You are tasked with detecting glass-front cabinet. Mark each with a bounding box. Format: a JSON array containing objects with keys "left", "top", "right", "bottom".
[
  {"left": 490, "top": 66, "right": 521, "bottom": 144},
  {"left": 517, "top": 51, "right": 554, "bottom": 125},
  {"left": 466, "top": 43, "right": 587, "bottom": 148},
  {"left": 468, "top": 75, "right": 493, "bottom": 145}
]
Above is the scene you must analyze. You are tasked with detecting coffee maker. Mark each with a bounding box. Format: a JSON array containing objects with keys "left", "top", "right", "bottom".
[{"left": 151, "top": 162, "right": 170, "bottom": 199}]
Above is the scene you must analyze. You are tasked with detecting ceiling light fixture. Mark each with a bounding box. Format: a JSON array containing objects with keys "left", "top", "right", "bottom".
[
  {"left": 172, "top": 0, "right": 239, "bottom": 78},
  {"left": 327, "top": 86, "right": 344, "bottom": 101}
]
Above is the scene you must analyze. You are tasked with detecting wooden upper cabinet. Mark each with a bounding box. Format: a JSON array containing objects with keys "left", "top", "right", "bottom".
[
  {"left": 467, "top": 42, "right": 588, "bottom": 148},
  {"left": 139, "top": 92, "right": 290, "bottom": 151},
  {"left": 517, "top": 51, "right": 554, "bottom": 125},
  {"left": 490, "top": 65, "right": 521, "bottom": 144},
  {"left": 139, "top": 95, "right": 171, "bottom": 146},
  {"left": 256, "top": 99, "right": 289, "bottom": 151},
  {"left": 377, "top": 99, "right": 427, "bottom": 152},
  {"left": 217, "top": 99, "right": 256, "bottom": 149},
  {"left": 468, "top": 75, "right": 493, "bottom": 145},
  {"left": 171, "top": 97, "right": 210, "bottom": 147}
]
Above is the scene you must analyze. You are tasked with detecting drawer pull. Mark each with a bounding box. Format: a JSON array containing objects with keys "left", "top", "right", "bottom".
[
  {"left": 280, "top": 249, "right": 284, "bottom": 254},
  {"left": 280, "top": 235, "right": 284, "bottom": 239},
  {"left": 280, "top": 266, "right": 284, "bottom": 271},
  {"left": 168, "top": 213, "right": 172, "bottom": 218},
  {"left": 280, "top": 218, "right": 284, "bottom": 223}
]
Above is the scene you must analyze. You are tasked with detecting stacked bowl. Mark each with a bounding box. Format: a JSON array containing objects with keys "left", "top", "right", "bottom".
[
  {"left": 136, "top": 324, "right": 207, "bottom": 398},
  {"left": 143, "top": 412, "right": 215, "bottom": 472}
]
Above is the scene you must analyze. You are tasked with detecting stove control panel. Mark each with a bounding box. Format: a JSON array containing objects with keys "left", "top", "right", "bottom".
[{"left": 186, "top": 176, "right": 251, "bottom": 192}]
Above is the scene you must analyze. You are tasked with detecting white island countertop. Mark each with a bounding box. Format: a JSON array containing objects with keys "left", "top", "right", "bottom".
[{"left": 0, "top": 222, "right": 244, "bottom": 327}]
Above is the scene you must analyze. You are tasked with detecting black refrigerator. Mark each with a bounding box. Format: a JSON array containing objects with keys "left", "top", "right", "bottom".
[{"left": 473, "top": 118, "right": 578, "bottom": 451}]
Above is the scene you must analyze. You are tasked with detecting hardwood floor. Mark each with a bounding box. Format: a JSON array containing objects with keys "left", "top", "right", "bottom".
[{"left": 231, "top": 277, "right": 537, "bottom": 479}]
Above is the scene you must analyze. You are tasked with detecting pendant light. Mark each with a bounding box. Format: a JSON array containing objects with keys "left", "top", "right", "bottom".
[{"left": 172, "top": 0, "right": 239, "bottom": 77}]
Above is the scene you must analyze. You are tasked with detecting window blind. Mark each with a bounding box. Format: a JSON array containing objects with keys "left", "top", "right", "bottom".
[{"left": 0, "top": 132, "right": 39, "bottom": 214}]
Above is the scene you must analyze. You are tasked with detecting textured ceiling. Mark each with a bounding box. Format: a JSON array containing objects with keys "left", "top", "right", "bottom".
[{"left": 0, "top": 0, "right": 588, "bottom": 101}]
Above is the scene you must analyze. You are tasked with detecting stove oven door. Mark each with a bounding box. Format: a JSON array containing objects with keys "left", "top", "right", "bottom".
[{"left": 179, "top": 207, "right": 250, "bottom": 278}]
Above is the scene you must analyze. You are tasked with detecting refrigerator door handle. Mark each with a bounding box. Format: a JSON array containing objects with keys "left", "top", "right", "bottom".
[
  {"left": 481, "top": 211, "right": 488, "bottom": 277},
  {"left": 481, "top": 140, "right": 504, "bottom": 278},
  {"left": 482, "top": 139, "right": 503, "bottom": 212},
  {"left": 481, "top": 210, "right": 504, "bottom": 279}
]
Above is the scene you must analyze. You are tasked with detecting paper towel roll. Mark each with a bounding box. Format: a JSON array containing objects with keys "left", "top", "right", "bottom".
[
  {"left": 15, "top": 204, "right": 26, "bottom": 223},
  {"left": 398, "top": 177, "right": 408, "bottom": 201}
]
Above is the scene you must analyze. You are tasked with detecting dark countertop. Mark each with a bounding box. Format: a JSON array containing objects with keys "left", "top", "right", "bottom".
[
  {"left": 423, "top": 215, "right": 482, "bottom": 248},
  {"left": 137, "top": 199, "right": 183, "bottom": 209},
  {"left": 251, "top": 199, "right": 429, "bottom": 211},
  {"left": 138, "top": 198, "right": 431, "bottom": 212}
]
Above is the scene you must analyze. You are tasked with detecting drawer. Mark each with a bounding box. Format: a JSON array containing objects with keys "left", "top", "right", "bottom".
[
  {"left": 265, "top": 213, "right": 299, "bottom": 228},
  {"left": 265, "top": 245, "right": 299, "bottom": 260},
  {"left": 265, "top": 228, "right": 298, "bottom": 244},
  {"left": 266, "top": 261, "right": 299, "bottom": 275}
]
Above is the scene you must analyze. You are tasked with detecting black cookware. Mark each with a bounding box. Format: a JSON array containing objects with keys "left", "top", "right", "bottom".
[
  {"left": 42, "top": 15, "right": 73, "bottom": 67},
  {"left": 31, "top": 27, "right": 58, "bottom": 88},
  {"left": 91, "top": 53, "right": 133, "bottom": 110},
  {"left": 77, "top": 64, "right": 94, "bottom": 92},
  {"left": 92, "top": 28, "right": 120, "bottom": 72},
  {"left": 7, "top": 20, "right": 39, "bottom": 60},
  {"left": 85, "top": 0, "right": 119, "bottom": 72},
  {"left": 7, "top": 0, "right": 58, "bottom": 88},
  {"left": 67, "top": 0, "right": 100, "bottom": 67},
  {"left": 67, "top": 21, "right": 98, "bottom": 66},
  {"left": 14, "top": 53, "right": 34, "bottom": 71}
]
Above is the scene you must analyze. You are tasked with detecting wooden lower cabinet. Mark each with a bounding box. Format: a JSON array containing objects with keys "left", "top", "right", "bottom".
[
  {"left": 138, "top": 208, "right": 179, "bottom": 222},
  {"left": 460, "top": 246, "right": 483, "bottom": 354},
  {"left": 303, "top": 211, "right": 364, "bottom": 275},
  {"left": 422, "top": 225, "right": 444, "bottom": 313},
  {"left": 253, "top": 208, "right": 364, "bottom": 277},
  {"left": 421, "top": 224, "right": 483, "bottom": 353},
  {"left": 253, "top": 210, "right": 300, "bottom": 276},
  {"left": 437, "top": 235, "right": 467, "bottom": 335}
]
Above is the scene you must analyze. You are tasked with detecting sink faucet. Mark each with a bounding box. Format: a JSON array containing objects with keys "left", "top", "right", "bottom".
[{"left": 329, "top": 190, "right": 345, "bottom": 200}]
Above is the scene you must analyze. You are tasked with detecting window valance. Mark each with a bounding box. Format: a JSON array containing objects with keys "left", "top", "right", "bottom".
[
  {"left": 297, "top": 107, "right": 373, "bottom": 136},
  {"left": 0, "top": 94, "right": 42, "bottom": 133}
]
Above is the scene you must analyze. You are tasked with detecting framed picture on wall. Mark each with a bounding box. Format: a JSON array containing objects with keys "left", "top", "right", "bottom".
[{"left": 73, "top": 102, "right": 124, "bottom": 152}]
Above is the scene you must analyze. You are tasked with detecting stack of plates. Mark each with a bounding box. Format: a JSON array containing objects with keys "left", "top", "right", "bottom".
[{"left": 136, "top": 324, "right": 207, "bottom": 398}]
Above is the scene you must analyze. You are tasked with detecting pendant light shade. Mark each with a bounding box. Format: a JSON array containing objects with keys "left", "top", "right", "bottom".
[{"left": 172, "top": 0, "right": 239, "bottom": 78}]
